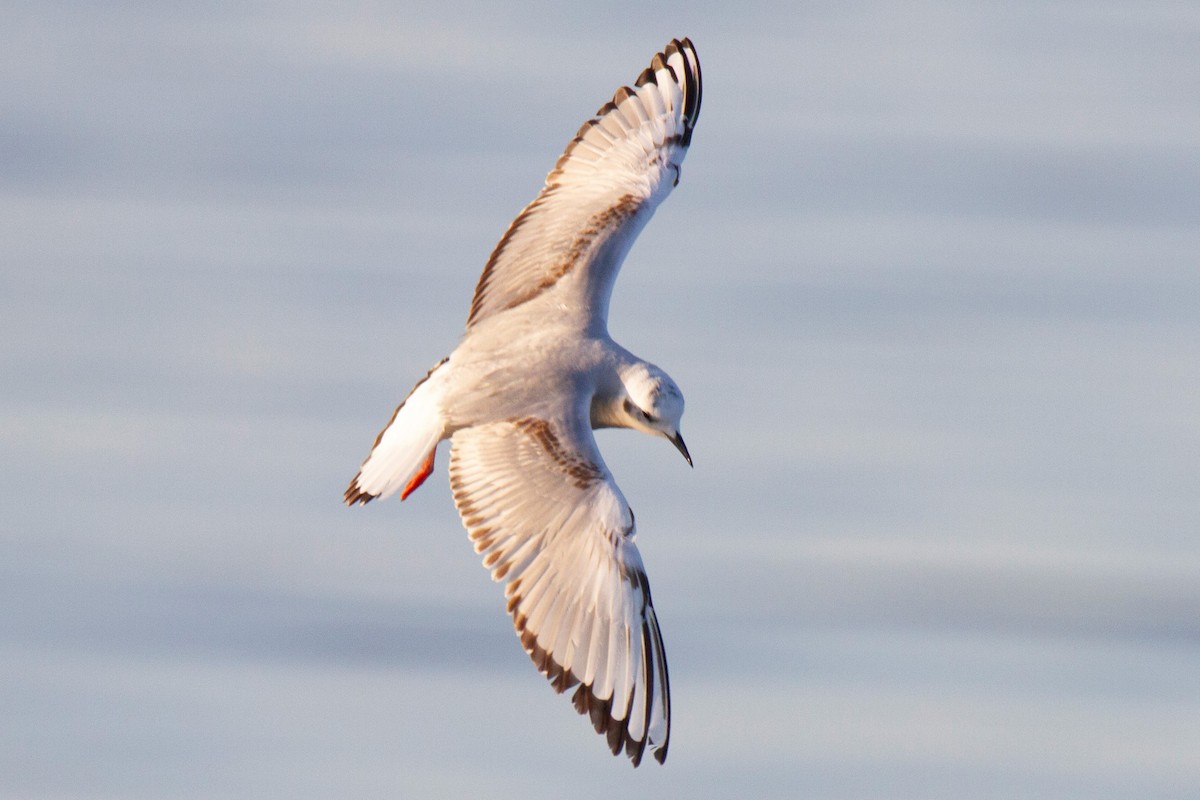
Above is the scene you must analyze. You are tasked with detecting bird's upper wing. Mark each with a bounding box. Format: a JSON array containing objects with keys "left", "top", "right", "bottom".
[
  {"left": 448, "top": 414, "right": 670, "bottom": 766},
  {"left": 465, "top": 38, "right": 701, "bottom": 331}
]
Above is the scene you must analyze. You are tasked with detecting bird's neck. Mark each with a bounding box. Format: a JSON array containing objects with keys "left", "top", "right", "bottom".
[{"left": 588, "top": 379, "right": 632, "bottom": 430}]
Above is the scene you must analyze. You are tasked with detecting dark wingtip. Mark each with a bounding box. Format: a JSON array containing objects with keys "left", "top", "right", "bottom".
[{"left": 666, "top": 37, "right": 702, "bottom": 145}]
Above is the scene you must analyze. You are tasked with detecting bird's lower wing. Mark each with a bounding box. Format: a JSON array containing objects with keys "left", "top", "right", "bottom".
[{"left": 448, "top": 415, "right": 670, "bottom": 766}]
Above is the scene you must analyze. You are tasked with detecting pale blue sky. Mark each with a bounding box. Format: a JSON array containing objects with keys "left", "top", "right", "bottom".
[{"left": 3, "top": 3, "right": 1199, "bottom": 798}]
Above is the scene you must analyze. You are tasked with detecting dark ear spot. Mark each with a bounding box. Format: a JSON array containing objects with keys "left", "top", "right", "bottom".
[{"left": 624, "top": 398, "right": 659, "bottom": 424}]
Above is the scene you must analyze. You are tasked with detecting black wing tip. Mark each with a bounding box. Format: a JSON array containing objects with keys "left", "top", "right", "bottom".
[
  {"left": 523, "top": 36, "right": 703, "bottom": 212},
  {"left": 593, "top": 38, "right": 703, "bottom": 146},
  {"left": 570, "top": 682, "right": 667, "bottom": 767},
  {"left": 663, "top": 37, "right": 702, "bottom": 145},
  {"left": 520, "top": 623, "right": 668, "bottom": 766},
  {"left": 610, "top": 38, "right": 701, "bottom": 148}
]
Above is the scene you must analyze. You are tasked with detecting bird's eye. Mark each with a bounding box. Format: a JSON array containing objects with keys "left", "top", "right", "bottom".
[
  {"left": 629, "top": 399, "right": 664, "bottom": 424},
  {"left": 623, "top": 398, "right": 656, "bottom": 423}
]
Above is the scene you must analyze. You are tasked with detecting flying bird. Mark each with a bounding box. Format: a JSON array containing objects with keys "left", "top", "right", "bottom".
[{"left": 345, "top": 38, "right": 701, "bottom": 766}]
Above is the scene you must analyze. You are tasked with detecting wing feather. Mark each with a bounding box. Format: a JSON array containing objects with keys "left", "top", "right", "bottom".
[
  {"left": 465, "top": 38, "right": 702, "bottom": 331},
  {"left": 448, "top": 415, "right": 670, "bottom": 766}
]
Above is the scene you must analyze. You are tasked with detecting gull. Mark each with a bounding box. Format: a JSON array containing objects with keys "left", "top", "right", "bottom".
[{"left": 344, "top": 38, "right": 701, "bottom": 766}]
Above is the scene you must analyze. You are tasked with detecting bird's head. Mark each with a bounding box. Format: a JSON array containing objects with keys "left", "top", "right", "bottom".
[{"left": 619, "top": 363, "right": 691, "bottom": 466}]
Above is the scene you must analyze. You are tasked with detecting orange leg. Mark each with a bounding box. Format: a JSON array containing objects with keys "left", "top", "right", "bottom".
[{"left": 400, "top": 446, "right": 437, "bottom": 500}]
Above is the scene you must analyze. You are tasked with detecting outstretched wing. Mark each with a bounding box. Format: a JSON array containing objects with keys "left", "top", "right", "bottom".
[
  {"left": 466, "top": 38, "right": 701, "bottom": 331},
  {"left": 448, "top": 415, "right": 670, "bottom": 766}
]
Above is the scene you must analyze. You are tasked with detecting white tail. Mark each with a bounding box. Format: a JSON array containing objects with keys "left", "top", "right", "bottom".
[{"left": 345, "top": 357, "right": 448, "bottom": 504}]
